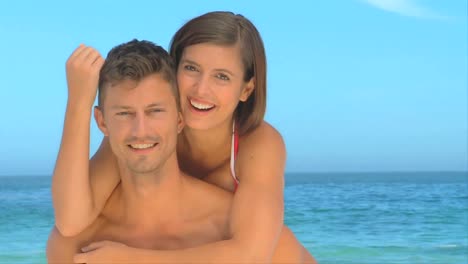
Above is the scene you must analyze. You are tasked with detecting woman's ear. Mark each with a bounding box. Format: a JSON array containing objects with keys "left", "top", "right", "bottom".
[
  {"left": 94, "top": 106, "right": 109, "bottom": 136},
  {"left": 239, "top": 78, "right": 255, "bottom": 102}
]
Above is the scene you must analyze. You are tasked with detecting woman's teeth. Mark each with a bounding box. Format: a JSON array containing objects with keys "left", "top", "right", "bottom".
[
  {"left": 130, "top": 143, "right": 156, "bottom": 149},
  {"left": 190, "top": 99, "right": 214, "bottom": 110}
]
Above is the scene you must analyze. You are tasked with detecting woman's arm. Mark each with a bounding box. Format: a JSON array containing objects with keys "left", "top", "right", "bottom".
[
  {"left": 75, "top": 121, "right": 286, "bottom": 263},
  {"left": 47, "top": 227, "right": 79, "bottom": 264},
  {"left": 206, "top": 121, "right": 286, "bottom": 262},
  {"left": 52, "top": 45, "right": 120, "bottom": 236},
  {"left": 218, "top": 121, "right": 286, "bottom": 262}
]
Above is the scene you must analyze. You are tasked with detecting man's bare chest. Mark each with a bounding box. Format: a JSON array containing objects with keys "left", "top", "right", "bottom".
[{"left": 87, "top": 217, "right": 227, "bottom": 250}]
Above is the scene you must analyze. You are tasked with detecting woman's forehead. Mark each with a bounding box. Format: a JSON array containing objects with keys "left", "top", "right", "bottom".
[{"left": 182, "top": 43, "right": 244, "bottom": 71}]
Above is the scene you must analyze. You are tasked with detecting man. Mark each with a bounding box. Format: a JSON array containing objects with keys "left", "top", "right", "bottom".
[{"left": 47, "top": 39, "right": 316, "bottom": 263}]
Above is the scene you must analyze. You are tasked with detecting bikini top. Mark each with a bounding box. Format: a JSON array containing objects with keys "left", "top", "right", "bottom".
[{"left": 230, "top": 121, "right": 240, "bottom": 191}]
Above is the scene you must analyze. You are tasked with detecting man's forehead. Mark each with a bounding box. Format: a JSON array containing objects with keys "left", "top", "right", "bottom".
[
  {"left": 109, "top": 77, "right": 172, "bottom": 96},
  {"left": 106, "top": 94, "right": 173, "bottom": 109},
  {"left": 110, "top": 102, "right": 166, "bottom": 110}
]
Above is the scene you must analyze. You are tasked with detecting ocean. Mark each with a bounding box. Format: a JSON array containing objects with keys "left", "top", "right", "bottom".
[{"left": 0, "top": 172, "right": 467, "bottom": 263}]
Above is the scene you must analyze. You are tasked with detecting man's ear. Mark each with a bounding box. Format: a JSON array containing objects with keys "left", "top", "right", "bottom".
[
  {"left": 177, "top": 111, "right": 185, "bottom": 134},
  {"left": 239, "top": 78, "right": 255, "bottom": 102},
  {"left": 94, "top": 106, "right": 109, "bottom": 136}
]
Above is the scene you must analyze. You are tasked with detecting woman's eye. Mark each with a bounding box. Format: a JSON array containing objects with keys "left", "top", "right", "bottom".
[
  {"left": 216, "top": 73, "right": 230, "bottom": 81},
  {"left": 184, "top": 65, "right": 197, "bottom": 71}
]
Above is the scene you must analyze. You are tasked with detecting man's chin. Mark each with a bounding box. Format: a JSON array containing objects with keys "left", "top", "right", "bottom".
[
  {"left": 126, "top": 160, "right": 160, "bottom": 175},
  {"left": 129, "top": 166, "right": 159, "bottom": 175}
]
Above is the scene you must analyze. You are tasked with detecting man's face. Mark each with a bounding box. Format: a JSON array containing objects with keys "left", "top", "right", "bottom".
[{"left": 95, "top": 73, "right": 182, "bottom": 175}]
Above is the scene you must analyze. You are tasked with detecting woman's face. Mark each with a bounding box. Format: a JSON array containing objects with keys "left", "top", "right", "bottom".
[{"left": 177, "top": 43, "right": 254, "bottom": 131}]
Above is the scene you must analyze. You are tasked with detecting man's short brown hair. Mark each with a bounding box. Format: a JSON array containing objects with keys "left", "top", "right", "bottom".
[{"left": 98, "top": 39, "right": 179, "bottom": 109}]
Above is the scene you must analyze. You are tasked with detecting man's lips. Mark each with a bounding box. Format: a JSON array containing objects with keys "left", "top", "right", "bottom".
[
  {"left": 127, "top": 143, "right": 158, "bottom": 154},
  {"left": 129, "top": 143, "right": 156, "bottom": 149}
]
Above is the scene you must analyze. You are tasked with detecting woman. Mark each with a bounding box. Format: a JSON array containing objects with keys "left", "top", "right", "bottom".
[{"left": 53, "top": 11, "right": 290, "bottom": 263}]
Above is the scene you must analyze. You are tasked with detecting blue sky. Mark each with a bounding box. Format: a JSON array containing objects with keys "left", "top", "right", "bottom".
[{"left": 1, "top": 0, "right": 466, "bottom": 176}]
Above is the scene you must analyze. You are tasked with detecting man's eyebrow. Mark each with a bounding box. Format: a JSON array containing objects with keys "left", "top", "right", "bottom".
[
  {"left": 181, "top": 59, "right": 236, "bottom": 76},
  {"left": 110, "top": 103, "right": 165, "bottom": 110},
  {"left": 146, "top": 103, "right": 165, "bottom": 108},
  {"left": 110, "top": 105, "right": 133, "bottom": 110}
]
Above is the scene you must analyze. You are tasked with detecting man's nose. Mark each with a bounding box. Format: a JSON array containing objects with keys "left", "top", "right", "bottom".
[{"left": 131, "top": 113, "right": 149, "bottom": 138}]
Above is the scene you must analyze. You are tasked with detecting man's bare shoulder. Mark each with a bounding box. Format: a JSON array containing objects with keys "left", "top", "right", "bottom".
[
  {"left": 182, "top": 174, "right": 233, "bottom": 227},
  {"left": 184, "top": 173, "right": 232, "bottom": 204}
]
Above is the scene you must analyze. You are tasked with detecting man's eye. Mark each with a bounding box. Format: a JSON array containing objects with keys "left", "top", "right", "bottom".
[
  {"left": 149, "top": 109, "right": 164, "bottom": 113},
  {"left": 215, "top": 73, "right": 230, "bottom": 81},
  {"left": 184, "top": 65, "right": 197, "bottom": 71},
  {"left": 116, "top": 112, "right": 130, "bottom": 116}
]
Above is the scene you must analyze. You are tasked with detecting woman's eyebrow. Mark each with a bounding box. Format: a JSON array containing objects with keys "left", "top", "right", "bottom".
[
  {"left": 213, "top": 68, "right": 235, "bottom": 76},
  {"left": 180, "top": 59, "right": 200, "bottom": 67}
]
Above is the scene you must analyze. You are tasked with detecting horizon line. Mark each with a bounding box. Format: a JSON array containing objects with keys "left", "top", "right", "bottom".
[{"left": 1, "top": 170, "right": 467, "bottom": 178}]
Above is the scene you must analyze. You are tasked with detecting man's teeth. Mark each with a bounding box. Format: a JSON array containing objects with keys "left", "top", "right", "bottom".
[
  {"left": 190, "top": 100, "right": 214, "bottom": 110},
  {"left": 130, "top": 143, "right": 155, "bottom": 149}
]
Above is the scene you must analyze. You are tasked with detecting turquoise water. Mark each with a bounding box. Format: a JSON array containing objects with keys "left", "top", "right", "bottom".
[{"left": 0, "top": 172, "right": 467, "bottom": 263}]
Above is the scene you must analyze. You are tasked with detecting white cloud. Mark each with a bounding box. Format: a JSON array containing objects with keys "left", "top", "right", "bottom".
[{"left": 361, "top": 0, "right": 447, "bottom": 19}]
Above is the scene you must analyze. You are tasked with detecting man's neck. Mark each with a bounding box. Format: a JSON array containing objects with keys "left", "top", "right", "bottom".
[{"left": 116, "top": 156, "right": 187, "bottom": 230}]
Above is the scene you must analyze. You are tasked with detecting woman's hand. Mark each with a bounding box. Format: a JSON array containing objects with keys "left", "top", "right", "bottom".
[
  {"left": 65, "top": 44, "right": 104, "bottom": 107},
  {"left": 73, "top": 240, "right": 130, "bottom": 264}
]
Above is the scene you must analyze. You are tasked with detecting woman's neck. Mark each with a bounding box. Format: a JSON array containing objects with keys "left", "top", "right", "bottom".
[{"left": 178, "top": 119, "right": 234, "bottom": 175}]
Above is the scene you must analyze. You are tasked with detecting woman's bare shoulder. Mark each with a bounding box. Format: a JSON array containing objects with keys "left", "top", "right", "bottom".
[
  {"left": 239, "top": 121, "right": 285, "bottom": 155},
  {"left": 235, "top": 121, "right": 286, "bottom": 183}
]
